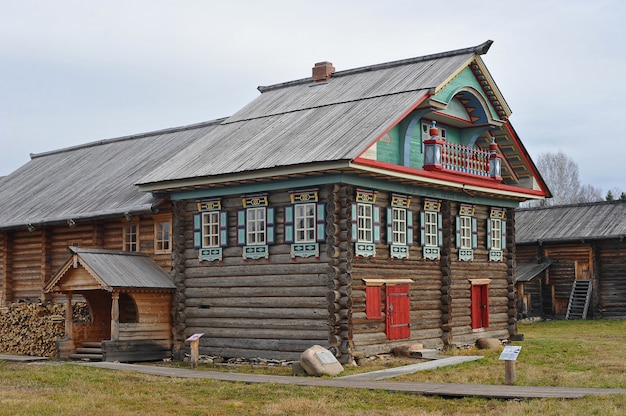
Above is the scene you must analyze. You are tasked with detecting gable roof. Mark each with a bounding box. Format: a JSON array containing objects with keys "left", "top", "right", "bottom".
[
  {"left": 0, "top": 119, "right": 223, "bottom": 230},
  {"left": 516, "top": 200, "right": 626, "bottom": 244},
  {"left": 44, "top": 247, "right": 176, "bottom": 293},
  {"left": 137, "top": 41, "right": 513, "bottom": 191}
]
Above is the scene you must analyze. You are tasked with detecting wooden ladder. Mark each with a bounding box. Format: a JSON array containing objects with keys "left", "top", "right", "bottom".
[{"left": 565, "top": 280, "right": 592, "bottom": 320}]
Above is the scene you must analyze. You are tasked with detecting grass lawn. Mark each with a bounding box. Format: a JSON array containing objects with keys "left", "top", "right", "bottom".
[{"left": 1, "top": 320, "right": 625, "bottom": 415}]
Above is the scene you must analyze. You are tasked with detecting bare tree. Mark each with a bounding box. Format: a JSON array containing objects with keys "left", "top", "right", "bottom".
[{"left": 524, "top": 151, "right": 603, "bottom": 207}]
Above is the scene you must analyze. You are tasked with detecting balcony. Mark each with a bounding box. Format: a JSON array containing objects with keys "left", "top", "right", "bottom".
[{"left": 423, "top": 122, "right": 501, "bottom": 180}]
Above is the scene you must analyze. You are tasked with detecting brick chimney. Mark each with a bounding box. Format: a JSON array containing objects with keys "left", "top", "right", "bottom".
[{"left": 312, "top": 61, "right": 335, "bottom": 82}]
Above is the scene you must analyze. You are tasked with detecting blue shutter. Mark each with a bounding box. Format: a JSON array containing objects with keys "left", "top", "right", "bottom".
[
  {"left": 316, "top": 203, "right": 326, "bottom": 243},
  {"left": 193, "top": 213, "right": 202, "bottom": 249},
  {"left": 386, "top": 207, "right": 393, "bottom": 245},
  {"left": 455, "top": 216, "right": 461, "bottom": 248},
  {"left": 437, "top": 213, "right": 443, "bottom": 247},
  {"left": 373, "top": 205, "right": 381, "bottom": 244},
  {"left": 471, "top": 217, "right": 478, "bottom": 249},
  {"left": 351, "top": 204, "right": 358, "bottom": 242},
  {"left": 486, "top": 218, "right": 492, "bottom": 250},
  {"left": 237, "top": 210, "right": 246, "bottom": 246},
  {"left": 266, "top": 207, "right": 275, "bottom": 244},
  {"left": 501, "top": 219, "right": 507, "bottom": 245},
  {"left": 284, "top": 205, "right": 294, "bottom": 243},
  {"left": 220, "top": 211, "right": 228, "bottom": 247},
  {"left": 407, "top": 210, "right": 414, "bottom": 246},
  {"left": 419, "top": 211, "right": 425, "bottom": 246}
]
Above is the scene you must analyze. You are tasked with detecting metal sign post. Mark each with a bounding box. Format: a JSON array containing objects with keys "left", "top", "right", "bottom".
[{"left": 499, "top": 346, "right": 522, "bottom": 385}]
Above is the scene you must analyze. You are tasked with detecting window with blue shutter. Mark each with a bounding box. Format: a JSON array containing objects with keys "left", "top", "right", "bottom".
[
  {"left": 353, "top": 189, "right": 379, "bottom": 258},
  {"left": 388, "top": 194, "right": 412, "bottom": 260},
  {"left": 239, "top": 194, "right": 272, "bottom": 260},
  {"left": 287, "top": 189, "right": 325, "bottom": 260},
  {"left": 457, "top": 204, "right": 476, "bottom": 261},
  {"left": 488, "top": 208, "right": 506, "bottom": 262},
  {"left": 195, "top": 199, "right": 227, "bottom": 262},
  {"left": 421, "top": 199, "right": 442, "bottom": 260}
]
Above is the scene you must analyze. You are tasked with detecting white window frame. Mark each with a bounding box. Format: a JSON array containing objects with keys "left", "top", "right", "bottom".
[
  {"left": 424, "top": 210, "right": 438, "bottom": 247},
  {"left": 357, "top": 203, "right": 373, "bottom": 243},
  {"left": 295, "top": 203, "right": 316, "bottom": 243},
  {"left": 202, "top": 211, "right": 221, "bottom": 248},
  {"left": 460, "top": 216, "right": 472, "bottom": 249},
  {"left": 490, "top": 218, "right": 502, "bottom": 251},
  {"left": 246, "top": 206, "right": 266, "bottom": 246},
  {"left": 392, "top": 207, "right": 407, "bottom": 245}
]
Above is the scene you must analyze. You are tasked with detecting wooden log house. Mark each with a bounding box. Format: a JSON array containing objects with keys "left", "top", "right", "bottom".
[
  {"left": 515, "top": 201, "right": 626, "bottom": 319},
  {"left": 1, "top": 41, "right": 550, "bottom": 362},
  {"left": 136, "top": 41, "right": 550, "bottom": 362},
  {"left": 0, "top": 121, "right": 222, "bottom": 361}
]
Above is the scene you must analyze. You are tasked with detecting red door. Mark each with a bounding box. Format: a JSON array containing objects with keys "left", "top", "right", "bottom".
[
  {"left": 386, "top": 284, "right": 410, "bottom": 339},
  {"left": 471, "top": 284, "right": 490, "bottom": 329}
]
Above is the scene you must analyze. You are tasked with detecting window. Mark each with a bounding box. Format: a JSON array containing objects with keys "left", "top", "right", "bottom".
[
  {"left": 420, "top": 199, "right": 442, "bottom": 260},
  {"left": 246, "top": 207, "right": 266, "bottom": 245},
  {"left": 459, "top": 216, "right": 472, "bottom": 249},
  {"left": 123, "top": 222, "right": 138, "bottom": 252},
  {"left": 194, "top": 199, "right": 228, "bottom": 262},
  {"left": 352, "top": 189, "right": 380, "bottom": 258},
  {"left": 487, "top": 208, "right": 506, "bottom": 262},
  {"left": 358, "top": 203, "right": 373, "bottom": 243},
  {"left": 154, "top": 215, "right": 172, "bottom": 254},
  {"left": 295, "top": 203, "right": 316, "bottom": 243},
  {"left": 456, "top": 204, "right": 477, "bottom": 261},
  {"left": 238, "top": 194, "right": 274, "bottom": 260},
  {"left": 387, "top": 194, "right": 413, "bottom": 259},
  {"left": 285, "top": 189, "right": 326, "bottom": 259},
  {"left": 203, "top": 211, "right": 220, "bottom": 247}
]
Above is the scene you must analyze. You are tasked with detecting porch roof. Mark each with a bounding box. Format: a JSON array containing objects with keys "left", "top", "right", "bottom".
[
  {"left": 45, "top": 247, "right": 176, "bottom": 293},
  {"left": 515, "top": 260, "right": 555, "bottom": 283}
]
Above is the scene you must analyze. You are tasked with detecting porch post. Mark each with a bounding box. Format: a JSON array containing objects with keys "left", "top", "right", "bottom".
[
  {"left": 111, "top": 291, "right": 120, "bottom": 341},
  {"left": 65, "top": 292, "right": 73, "bottom": 339}
]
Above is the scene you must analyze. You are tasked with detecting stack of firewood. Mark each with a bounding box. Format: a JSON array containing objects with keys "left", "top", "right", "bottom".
[{"left": 0, "top": 301, "right": 66, "bottom": 357}]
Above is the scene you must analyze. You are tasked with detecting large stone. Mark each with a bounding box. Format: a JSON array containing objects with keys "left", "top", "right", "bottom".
[
  {"left": 476, "top": 338, "right": 502, "bottom": 350},
  {"left": 299, "top": 345, "right": 344, "bottom": 376}
]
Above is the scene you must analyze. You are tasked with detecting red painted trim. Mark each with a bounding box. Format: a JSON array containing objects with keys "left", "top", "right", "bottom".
[
  {"left": 352, "top": 157, "right": 546, "bottom": 197},
  {"left": 354, "top": 92, "right": 431, "bottom": 160},
  {"left": 501, "top": 122, "right": 551, "bottom": 197}
]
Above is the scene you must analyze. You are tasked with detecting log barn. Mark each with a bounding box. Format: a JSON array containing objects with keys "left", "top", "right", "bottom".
[
  {"left": 1, "top": 41, "right": 550, "bottom": 363},
  {"left": 136, "top": 41, "right": 549, "bottom": 362},
  {"left": 515, "top": 201, "right": 626, "bottom": 319}
]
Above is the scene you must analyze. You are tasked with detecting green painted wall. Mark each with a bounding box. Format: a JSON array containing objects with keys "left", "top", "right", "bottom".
[
  {"left": 434, "top": 67, "right": 498, "bottom": 120},
  {"left": 375, "top": 125, "right": 401, "bottom": 165}
]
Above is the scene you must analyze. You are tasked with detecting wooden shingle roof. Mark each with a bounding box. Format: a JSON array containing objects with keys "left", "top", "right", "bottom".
[
  {"left": 44, "top": 247, "right": 175, "bottom": 293},
  {"left": 516, "top": 200, "right": 626, "bottom": 244},
  {"left": 0, "top": 119, "right": 223, "bottom": 230},
  {"left": 137, "top": 42, "right": 497, "bottom": 190}
]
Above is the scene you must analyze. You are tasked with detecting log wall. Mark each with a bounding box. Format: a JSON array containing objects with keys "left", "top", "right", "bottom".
[
  {"left": 0, "top": 206, "right": 173, "bottom": 307},
  {"left": 175, "top": 187, "right": 334, "bottom": 362},
  {"left": 595, "top": 239, "right": 626, "bottom": 317}
]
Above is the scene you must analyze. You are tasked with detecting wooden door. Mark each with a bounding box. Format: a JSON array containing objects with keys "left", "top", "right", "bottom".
[
  {"left": 471, "top": 284, "right": 490, "bottom": 329},
  {"left": 575, "top": 261, "right": 591, "bottom": 280},
  {"left": 386, "top": 284, "right": 410, "bottom": 339}
]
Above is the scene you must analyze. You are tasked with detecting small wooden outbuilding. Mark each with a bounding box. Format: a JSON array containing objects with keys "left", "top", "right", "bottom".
[
  {"left": 44, "top": 247, "right": 175, "bottom": 361},
  {"left": 516, "top": 200, "right": 626, "bottom": 319}
]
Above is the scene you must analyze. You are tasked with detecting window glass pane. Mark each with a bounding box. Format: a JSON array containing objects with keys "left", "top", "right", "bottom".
[
  {"left": 358, "top": 203, "right": 373, "bottom": 243},
  {"left": 460, "top": 216, "right": 472, "bottom": 249},
  {"left": 295, "top": 203, "right": 316, "bottom": 243},
  {"left": 392, "top": 207, "right": 406, "bottom": 245},
  {"left": 247, "top": 207, "right": 266, "bottom": 245},
  {"left": 425, "top": 211, "right": 437, "bottom": 247}
]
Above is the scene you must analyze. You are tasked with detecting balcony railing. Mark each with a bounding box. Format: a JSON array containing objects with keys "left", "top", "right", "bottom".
[{"left": 423, "top": 122, "right": 501, "bottom": 180}]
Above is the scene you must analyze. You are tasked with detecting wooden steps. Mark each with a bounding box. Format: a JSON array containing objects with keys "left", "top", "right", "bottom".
[
  {"left": 69, "top": 342, "right": 103, "bottom": 361},
  {"left": 566, "top": 280, "right": 592, "bottom": 320}
]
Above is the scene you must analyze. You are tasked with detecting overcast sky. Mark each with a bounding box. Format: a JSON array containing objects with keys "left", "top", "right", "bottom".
[{"left": 1, "top": 0, "right": 624, "bottom": 194}]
